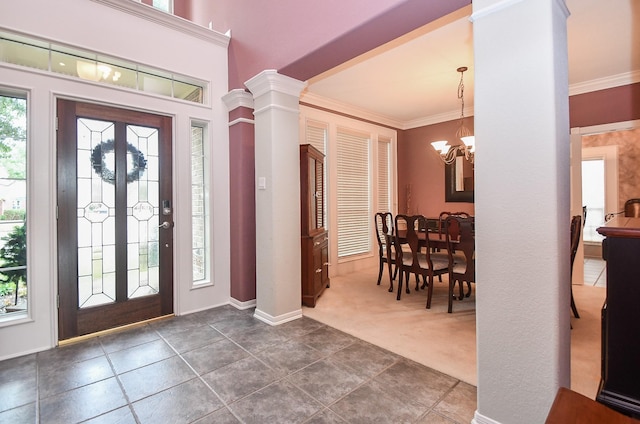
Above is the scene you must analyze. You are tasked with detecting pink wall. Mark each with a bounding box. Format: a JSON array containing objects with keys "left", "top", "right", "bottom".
[
  {"left": 228, "top": 108, "right": 256, "bottom": 302},
  {"left": 182, "top": 0, "right": 470, "bottom": 88},
  {"left": 398, "top": 120, "right": 475, "bottom": 218},
  {"left": 569, "top": 83, "right": 640, "bottom": 128},
  {"left": 397, "top": 83, "right": 640, "bottom": 217}
]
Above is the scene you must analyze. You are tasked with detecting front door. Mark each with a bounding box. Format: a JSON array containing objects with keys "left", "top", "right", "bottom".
[{"left": 57, "top": 100, "right": 173, "bottom": 340}]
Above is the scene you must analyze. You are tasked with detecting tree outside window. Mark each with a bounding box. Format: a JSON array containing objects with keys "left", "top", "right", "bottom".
[{"left": 0, "top": 94, "right": 27, "bottom": 315}]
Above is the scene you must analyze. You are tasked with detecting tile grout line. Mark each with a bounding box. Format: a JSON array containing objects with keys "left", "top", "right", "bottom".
[
  {"left": 98, "top": 333, "right": 144, "bottom": 424},
  {"left": 152, "top": 323, "right": 249, "bottom": 424}
]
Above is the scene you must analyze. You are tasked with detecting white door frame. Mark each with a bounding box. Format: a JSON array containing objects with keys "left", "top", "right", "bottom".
[{"left": 570, "top": 119, "right": 640, "bottom": 284}]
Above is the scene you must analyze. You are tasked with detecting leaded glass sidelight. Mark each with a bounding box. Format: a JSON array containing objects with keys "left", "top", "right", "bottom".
[
  {"left": 77, "top": 118, "right": 116, "bottom": 308},
  {"left": 191, "top": 125, "right": 207, "bottom": 283}
]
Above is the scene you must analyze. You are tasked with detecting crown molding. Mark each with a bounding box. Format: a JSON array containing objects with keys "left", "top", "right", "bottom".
[
  {"left": 569, "top": 70, "right": 640, "bottom": 96},
  {"left": 301, "top": 91, "right": 474, "bottom": 130},
  {"left": 91, "top": 0, "right": 230, "bottom": 47},
  {"left": 300, "top": 92, "right": 405, "bottom": 129},
  {"left": 303, "top": 68, "right": 638, "bottom": 130},
  {"left": 403, "top": 108, "right": 475, "bottom": 130},
  {"left": 571, "top": 119, "right": 640, "bottom": 135}
]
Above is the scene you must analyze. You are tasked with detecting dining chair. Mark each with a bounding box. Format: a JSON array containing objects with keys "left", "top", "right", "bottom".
[
  {"left": 570, "top": 214, "right": 582, "bottom": 319},
  {"left": 445, "top": 215, "right": 475, "bottom": 313},
  {"left": 394, "top": 214, "right": 449, "bottom": 308},
  {"left": 437, "top": 211, "right": 470, "bottom": 238},
  {"left": 374, "top": 212, "right": 397, "bottom": 291}
]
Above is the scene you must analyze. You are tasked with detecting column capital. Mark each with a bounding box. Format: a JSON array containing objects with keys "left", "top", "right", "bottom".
[
  {"left": 245, "top": 70, "right": 307, "bottom": 99},
  {"left": 222, "top": 88, "right": 254, "bottom": 111}
]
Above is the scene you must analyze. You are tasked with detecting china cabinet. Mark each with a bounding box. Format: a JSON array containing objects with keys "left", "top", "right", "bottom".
[
  {"left": 300, "top": 144, "right": 329, "bottom": 307},
  {"left": 595, "top": 217, "right": 640, "bottom": 418}
]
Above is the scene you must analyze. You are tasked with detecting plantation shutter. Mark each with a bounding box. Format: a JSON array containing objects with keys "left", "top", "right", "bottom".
[
  {"left": 337, "top": 129, "right": 370, "bottom": 258},
  {"left": 305, "top": 121, "right": 326, "bottom": 155},
  {"left": 377, "top": 137, "right": 390, "bottom": 213}
]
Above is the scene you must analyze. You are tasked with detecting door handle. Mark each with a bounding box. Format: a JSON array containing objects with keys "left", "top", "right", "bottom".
[{"left": 159, "top": 221, "right": 172, "bottom": 229}]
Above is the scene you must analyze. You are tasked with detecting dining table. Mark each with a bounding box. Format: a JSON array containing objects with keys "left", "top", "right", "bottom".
[{"left": 394, "top": 228, "right": 455, "bottom": 251}]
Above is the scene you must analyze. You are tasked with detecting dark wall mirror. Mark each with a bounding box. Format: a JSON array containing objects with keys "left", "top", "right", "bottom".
[{"left": 445, "top": 153, "right": 474, "bottom": 203}]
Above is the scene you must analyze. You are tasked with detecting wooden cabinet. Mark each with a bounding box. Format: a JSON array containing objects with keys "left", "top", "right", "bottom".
[
  {"left": 300, "top": 144, "right": 329, "bottom": 307},
  {"left": 596, "top": 217, "right": 640, "bottom": 418}
]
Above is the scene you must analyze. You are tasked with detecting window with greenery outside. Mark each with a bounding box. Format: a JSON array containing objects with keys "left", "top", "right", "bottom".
[{"left": 0, "top": 95, "right": 27, "bottom": 315}]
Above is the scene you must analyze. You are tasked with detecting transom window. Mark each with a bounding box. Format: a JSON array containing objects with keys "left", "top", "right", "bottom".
[{"left": 0, "top": 31, "right": 205, "bottom": 103}]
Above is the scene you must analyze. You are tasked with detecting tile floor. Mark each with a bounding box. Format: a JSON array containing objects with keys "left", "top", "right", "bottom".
[{"left": 0, "top": 305, "right": 476, "bottom": 424}]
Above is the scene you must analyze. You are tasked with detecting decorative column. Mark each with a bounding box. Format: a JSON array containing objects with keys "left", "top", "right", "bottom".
[
  {"left": 472, "top": 0, "right": 571, "bottom": 423},
  {"left": 245, "top": 70, "right": 307, "bottom": 325},
  {"left": 222, "top": 89, "right": 257, "bottom": 309}
]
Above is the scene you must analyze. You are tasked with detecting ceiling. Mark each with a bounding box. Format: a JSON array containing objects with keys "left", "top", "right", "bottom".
[{"left": 301, "top": 0, "right": 639, "bottom": 130}]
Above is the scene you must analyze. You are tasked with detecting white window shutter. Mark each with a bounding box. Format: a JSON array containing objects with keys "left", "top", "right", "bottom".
[
  {"left": 377, "top": 137, "right": 391, "bottom": 213},
  {"left": 337, "top": 129, "right": 370, "bottom": 258}
]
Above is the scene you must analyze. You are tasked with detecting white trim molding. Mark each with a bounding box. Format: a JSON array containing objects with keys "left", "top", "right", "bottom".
[
  {"left": 222, "top": 88, "right": 254, "bottom": 111},
  {"left": 253, "top": 308, "right": 303, "bottom": 326},
  {"left": 301, "top": 91, "right": 404, "bottom": 129},
  {"left": 228, "top": 117, "right": 254, "bottom": 127},
  {"left": 245, "top": 70, "right": 307, "bottom": 99},
  {"left": 230, "top": 298, "right": 257, "bottom": 310},
  {"left": 472, "top": 410, "right": 504, "bottom": 424},
  {"left": 571, "top": 119, "right": 640, "bottom": 135},
  {"left": 301, "top": 91, "right": 474, "bottom": 130},
  {"left": 569, "top": 70, "right": 640, "bottom": 96},
  {"left": 91, "top": 0, "right": 230, "bottom": 47}
]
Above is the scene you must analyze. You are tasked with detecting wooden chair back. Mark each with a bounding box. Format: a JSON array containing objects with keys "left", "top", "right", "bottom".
[
  {"left": 438, "top": 211, "right": 471, "bottom": 238},
  {"left": 375, "top": 212, "right": 393, "bottom": 248},
  {"left": 394, "top": 214, "right": 421, "bottom": 268},
  {"left": 570, "top": 215, "right": 582, "bottom": 270},
  {"left": 446, "top": 216, "right": 475, "bottom": 281},
  {"left": 569, "top": 214, "right": 582, "bottom": 318},
  {"left": 445, "top": 215, "right": 475, "bottom": 312},
  {"left": 374, "top": 212, "right": 396, "bottom": 288}
]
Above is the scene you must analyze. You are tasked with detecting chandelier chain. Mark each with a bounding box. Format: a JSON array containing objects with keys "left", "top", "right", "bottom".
[
  {"left": 430, "top": 66, "right": 475, "bottom": 165},
  {"left": 458, "top": 69, "right": 465, "bottom": 120}
]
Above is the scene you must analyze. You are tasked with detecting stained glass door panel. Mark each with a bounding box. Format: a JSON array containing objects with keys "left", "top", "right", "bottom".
[
  {"left": 126, "top": 125, "right": 160, "bottom": 299},
  {"left": 77, "top": 118, "right": 117, "bottom": 308},
  {"left": 57, "top": 99, "right": 173, "bottom": 340}
]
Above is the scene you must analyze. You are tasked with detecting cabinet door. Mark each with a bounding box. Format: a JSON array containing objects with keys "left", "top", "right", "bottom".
[
  {"left": 307, "top": 154, "right": 324, "bottom": 233},
  {"left": 321, "top": 242, "right": 330, "bottom": 288},
  {"left": 301, "top": 144, "right": 325, "bottom": 237},
  {"left": 313, "top": 243, "right": 323, "bottom": 294}
]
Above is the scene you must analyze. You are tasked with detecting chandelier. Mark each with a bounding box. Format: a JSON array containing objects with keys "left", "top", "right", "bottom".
[{"left": 431, "top": 66, "right": 475, "bottom": 165}]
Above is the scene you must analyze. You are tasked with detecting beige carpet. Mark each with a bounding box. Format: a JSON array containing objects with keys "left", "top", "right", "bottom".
[{"left": 302, "top": 266, "right": 604, "bottom": 399}]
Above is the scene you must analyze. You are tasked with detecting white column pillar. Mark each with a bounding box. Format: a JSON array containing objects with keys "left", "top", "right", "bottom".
[
  {"left": 471, "top": 1, "right": 571, "bottom": 423},
  {"left": 245, "top": 70, "right": 307, "bottom": 325}
]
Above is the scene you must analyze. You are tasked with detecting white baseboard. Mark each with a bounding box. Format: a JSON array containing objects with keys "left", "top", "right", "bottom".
[
  {"left": 253, "top": 308, "right": 303, "bottom": 326},
  {"left": 472, "top": 410, "right": 503, "bottom": 424},
  {"left": 229, "top": 297, "right": 256, "bottom": 310}
]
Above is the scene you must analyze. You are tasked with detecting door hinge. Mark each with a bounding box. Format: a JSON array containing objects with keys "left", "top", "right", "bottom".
[
  {"left": 55, "top": 116, "right": 58, "bottom": 131},
  {"left": 56, "top": 294, "right": 60, "bottom": 308}
]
